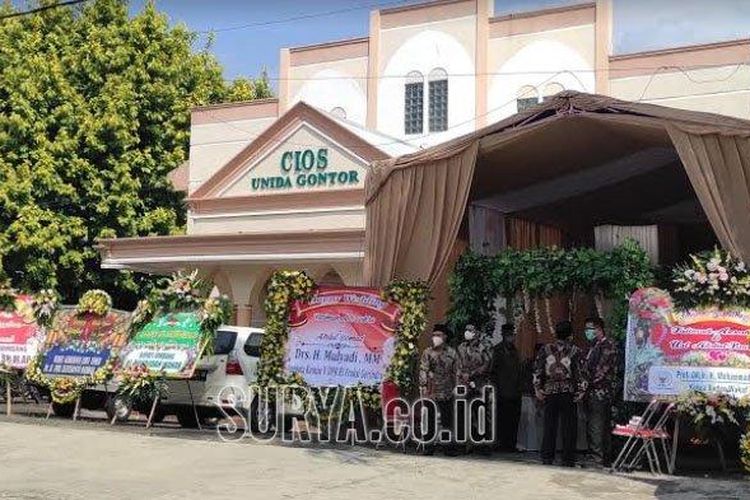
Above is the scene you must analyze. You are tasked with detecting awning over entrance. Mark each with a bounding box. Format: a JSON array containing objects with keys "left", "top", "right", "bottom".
[
  {"left": 97, "top": 228, "right": 365, "bottom": 274},
  {"left": 363, "top": 91, "right": 750, "bottom": 288}
]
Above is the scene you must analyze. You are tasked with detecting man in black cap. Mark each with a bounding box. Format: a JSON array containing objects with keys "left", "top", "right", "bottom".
[
  {"left": 491, "top": 323, "right": 522, "bottom": 452},
  {"left": 533, "top": 320, "right": 584, "bottom": 466}
]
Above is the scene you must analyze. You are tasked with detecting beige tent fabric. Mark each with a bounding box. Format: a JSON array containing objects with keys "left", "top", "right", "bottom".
[
  {"left": 667, "top": 125, "right": 750, "bottom": 263},
  {"left": 363, "top": 91, "right": 750, "bottom": 287},
  {"left": 363, "top": 142, "right": 478, "bottom": 287}
]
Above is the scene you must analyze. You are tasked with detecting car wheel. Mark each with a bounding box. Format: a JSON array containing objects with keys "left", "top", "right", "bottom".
[
  {"left": 52, "top": 401, "right": 76, "bottom": 418},
  {"left": 176, "top": 408, "right": 205, "bottom": 428},
  {"left": 105, "top": 396, "right": 132, "bottom": 422},
  {"left": 151, "top": 407, "right": 167, "bottom": 424}
]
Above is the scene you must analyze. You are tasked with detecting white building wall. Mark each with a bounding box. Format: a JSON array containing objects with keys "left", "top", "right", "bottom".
[
  {"left": 377, "top": 16, "right": 477, "bottom": 147},
  {"left": 610, "top": 65, "right": 750, "bottom": 120},
  {"left": 289, "top": 57, "right": 369, "bottom": 126},
  {"left": 189, "top": 116, "right": 276, "bottom": 194},
  {"left": 487, "top": 25, "right": 596, "bottom": 123}
]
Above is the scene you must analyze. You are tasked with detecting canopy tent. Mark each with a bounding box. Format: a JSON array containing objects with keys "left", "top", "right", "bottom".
[{"left": 363, "top": 91, "right": 750, "bottom": 288}]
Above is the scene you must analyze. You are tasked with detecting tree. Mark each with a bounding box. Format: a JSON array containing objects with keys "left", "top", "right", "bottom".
[{"left": 0, "top": 0, "right": 273, "bottom": 308}]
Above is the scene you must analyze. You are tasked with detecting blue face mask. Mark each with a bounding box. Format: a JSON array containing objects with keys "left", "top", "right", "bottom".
[{"left": 585, "top": 328, "right": 597, "bottom": 342}]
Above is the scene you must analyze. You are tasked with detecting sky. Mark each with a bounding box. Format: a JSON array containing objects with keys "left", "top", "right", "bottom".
[{"left": 120, "top": 0, "right": 750, "bottom": 81}]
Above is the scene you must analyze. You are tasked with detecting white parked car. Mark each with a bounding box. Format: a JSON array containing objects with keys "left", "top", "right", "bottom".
[{"left": 105, "top": 326, "right": 302, "bottom": 429}]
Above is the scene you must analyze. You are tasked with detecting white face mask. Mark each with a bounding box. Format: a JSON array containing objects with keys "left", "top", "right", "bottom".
[
  {"left": 432, "top": 336, "right": 444, "bottom": 347},
  {"left": 464, "top": 330, "right": 476, "bottom": 341}
]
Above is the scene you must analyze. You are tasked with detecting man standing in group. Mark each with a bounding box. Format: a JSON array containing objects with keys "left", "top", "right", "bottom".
[
  {"left": 456, "top": 324, "right": 492, "bottom": 452},
  {"left": 582, "top": 316, "right": 618, "bottom": 466},
  {"left": 533, "top": 320, "right": 584, "bottom": 466},
  {"left": 491, "top": 323, "right": 522, "bottom": 452},
  {"left": 419, "top": 324, "right": 458, "bottom": 455}
]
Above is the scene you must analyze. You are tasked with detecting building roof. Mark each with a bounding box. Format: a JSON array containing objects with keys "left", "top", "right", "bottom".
[
  {"left": 319, "top": 108, "right": 418, "bottom": 158},
  {"left": 97, "top": 228, "right": 365, "bottom": 273}
]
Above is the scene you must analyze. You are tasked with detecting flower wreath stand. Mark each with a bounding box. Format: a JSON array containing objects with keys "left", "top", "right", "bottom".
[
  {"left": 113, "top": 270, "right": 232, "bottom": 428},
  {"left": 25, "top": 289, "right": 120, "bottom": 421},
  {"left": 257, "top": 270, "right": 429, "bottom": 443},
  {"left": 0, "top": 285, "right": 59, "bottom": 416}
]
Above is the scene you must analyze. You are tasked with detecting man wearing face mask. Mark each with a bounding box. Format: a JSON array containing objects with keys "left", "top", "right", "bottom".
[
  {"left": 582, "top": 317, "right": 618, "bottom": 466},
  {"left": 456, "top": 324, "right": 492, "bottom": 453},
  {"left": 491, "top": 323, "right": 522, "bottom": 452},
  {"left": 418, "top": 324, "right": 458, "bottom": 455}
]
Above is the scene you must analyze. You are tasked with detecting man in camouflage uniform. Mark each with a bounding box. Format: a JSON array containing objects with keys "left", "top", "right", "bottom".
[
  {"left": 456, "top": 324, "right": 493, "bottom": 452},
  {"left": 533, "top": 320, "right": 584, "bottom": 466},
  {"left": 419, "top": 324, "right": 458, "bottom": 455},
  {"left": 582, "top": 316, "right": 618, "bottom": 466}
]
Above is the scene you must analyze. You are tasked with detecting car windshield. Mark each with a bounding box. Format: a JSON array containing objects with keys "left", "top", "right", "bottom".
[{"left": 214, "top": 330, "right": 237, "bottom": 355}]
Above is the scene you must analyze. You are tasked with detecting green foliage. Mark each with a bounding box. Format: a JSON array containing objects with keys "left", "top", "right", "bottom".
[
  {"left": 382, "top": 279, "right": 430, "bottom": 391},
  {"left": 447, "top": 252, "right": 497, "bottom": 336},
  {"left": 0, "top": 0, "right": 273, "bottom": 308},
  {"left": 447, "top": 239, "right": 655, "bottom": 339},
  {"left": 127, "top": 270, "right": 232, "bottom": 354}
]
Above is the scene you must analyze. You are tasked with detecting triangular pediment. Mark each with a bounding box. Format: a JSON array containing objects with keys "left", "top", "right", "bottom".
[{"left": 190, "top": 102, "right": 389, "bottom": 200}]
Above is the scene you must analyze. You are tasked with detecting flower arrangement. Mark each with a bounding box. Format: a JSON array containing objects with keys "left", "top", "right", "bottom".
[
  {"left": 199, "top": 295, "right": 233, "bottom": 354},
  {"left": 675, "top": 351, "right": 750, "bottom": 369},
  {"left": 130, "top": 298, "right": 156, "bottom": 334},
  {"left": 129, "top": 271, "right": 233, "bottom": 356},
  {"left": 672, "top": 248, "right": 750, "bottom": 310},
  {"left": 676, "top": 390, "right": 749, "bottom": 436},
  {"left": 257, "top": 270, "right": 316, "bottom": 388},
  {"left": 159, "top": 269, "right": 208, "bottom": 311},
  {"left": 116, "top": 364, "right": 168, "bottom": 404},
  {"left": 76, "top": 289, "right": 112, "bottom": 317},
  {"left": 31, "top": 289, "right": 59, "bottom": 328},
  {"left": 24, "top": 344, "right": 118, "bottom": 404},
  {"left": 741, "top": 429, "right": 750, "bottom": 473},
  {"left": 382, "top": 279, "right": 430, "bottom": 391},
  {"left": 257, "top": 271, "right": 427, "bottom": 416},
  {"left": 48, "top": 377, "right": 88, "bottom": 405}
]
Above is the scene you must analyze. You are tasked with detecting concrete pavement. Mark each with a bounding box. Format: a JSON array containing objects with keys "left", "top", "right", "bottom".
[{"left": 0, "top": 419, "right": 749, "bottom": 500}]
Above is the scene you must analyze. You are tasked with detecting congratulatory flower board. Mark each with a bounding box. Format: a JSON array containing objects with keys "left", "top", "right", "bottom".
[
  {"left": 119, "top": 311, "right": 203, "bottom": 379},
  {"left": 625, "top": 288, "right": 750, "bottom": 401},
  {"left": 284, "top": 287, "right": 401, "bottom": 387}
]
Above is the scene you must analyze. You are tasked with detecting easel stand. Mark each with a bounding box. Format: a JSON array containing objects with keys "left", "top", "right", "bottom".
[
  {"left": 146, "top": 394, "right": 160, "bottom": 428},
  {"left": 73, "top": 395, "right": 81, "bottom": 421}
]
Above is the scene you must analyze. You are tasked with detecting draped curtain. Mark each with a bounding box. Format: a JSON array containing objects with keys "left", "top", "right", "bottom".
[
  {"left": 667, "top": 124, "right": 750, "bottom": 264},
  {"left": 363, "top": 142, "right": 479, "bottom": 288},
  {"left": 362, "top": 92, "right": 750, "bottom": 291}
]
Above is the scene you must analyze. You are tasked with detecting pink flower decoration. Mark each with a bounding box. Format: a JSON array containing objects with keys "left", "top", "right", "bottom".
[{"left": 709, "top": 351, "right": 728, "bottom": 362}]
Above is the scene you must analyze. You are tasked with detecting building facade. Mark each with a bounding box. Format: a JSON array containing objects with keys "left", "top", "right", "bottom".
[{"left": 98, "top": 0, "right": 750, "bottom": 326}]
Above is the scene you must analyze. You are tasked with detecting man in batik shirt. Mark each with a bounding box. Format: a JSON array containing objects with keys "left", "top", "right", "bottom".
[
  {"left": 582, "top": 316, "right": 618, "bottom": 466},
  {"left": 456, "top": 324, "right": 493, "bottom": 452},
  {"left": 419, "top": 324, "right": 458, "bottom": 455},
  {"left": 533, "top": 320, "right": 584, "bottom": 466}
]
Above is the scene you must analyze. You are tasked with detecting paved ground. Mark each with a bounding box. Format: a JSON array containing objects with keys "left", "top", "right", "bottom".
[{"left": 1, "top": 413, "right": 749, "bottom": 500}]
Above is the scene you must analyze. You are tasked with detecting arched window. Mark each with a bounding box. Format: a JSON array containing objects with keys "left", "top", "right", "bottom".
[
  {"left": 516, "top": 85, "right": 539, "bottom": 112},
  {"left": 428, "top": 68, "right": 448, "bottom": 132},
  {"left": 330, "top": 106, "right": 347, "bottom": 119},
  {"left": 543, "top": 82, "right": 564, "bottom": 101},
  {"left": 404, "top": 71, "right": 424, "bottom": 135}
]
